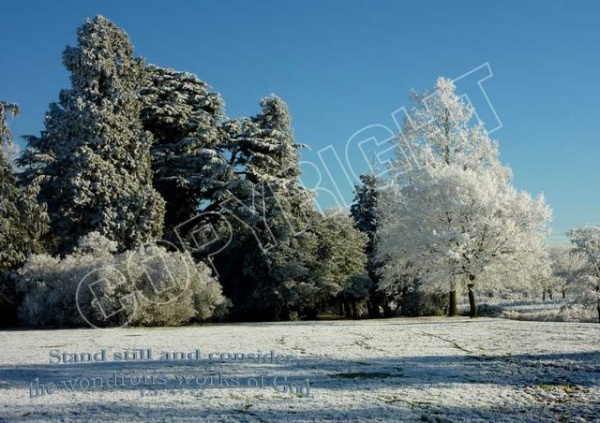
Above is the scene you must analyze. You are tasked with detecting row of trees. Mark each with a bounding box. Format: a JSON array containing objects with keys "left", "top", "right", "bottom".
[
  {"left": 1, "top": 16, "right": 598, "bottom": 326},
  {"left": 0, "top": 16, "right": 372, "bottom": 326},
  {"left": 358, "top": 78, "right": 599, "bottom": 322}
]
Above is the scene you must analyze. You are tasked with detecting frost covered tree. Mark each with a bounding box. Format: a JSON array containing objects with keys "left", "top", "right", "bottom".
[
  {"left": 0, "top": 102, "right": 49, "bottom": 326},
  {"left": 567, "top": 226, "right": 600, "bottom": 323},
  {"left": 140, "top": 65, "right": 232, "bottom": 237},
  {"left": 378, "top": 77, "right": 551, "bottom": 317},
  {"left": 0, "top": 101, "right": 48, "bottom": 270},
  {"left": 18, "top": 16, "right": 164, "bottom": 253},
  {"left": 350, "top": 171, "right": 394, "bottom": 317},
  {"left": 0, "top": 101, "right": 20, "bottom": 147},
  {"left": 393, "top": 77, "right": 510, "bottom": 314},
  {"left": 394, "top": 77, "right": 509, "bottom": 181},
  {"left": 547, "top": 245, "right": 587, "bottom": 299},
  {"left": 315, "top": 210, "right": 369, "bottom": 318},
  {"left": 208, "top": 95, "right": 320, "bottom": 320},
  {"left": 379, "top": 165, "right": 551, "bottom": 318}
]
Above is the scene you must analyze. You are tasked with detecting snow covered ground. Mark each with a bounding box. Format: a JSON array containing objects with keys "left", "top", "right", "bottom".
[{"left": 1, "top": 317, "right": 599, "bottom": 422}]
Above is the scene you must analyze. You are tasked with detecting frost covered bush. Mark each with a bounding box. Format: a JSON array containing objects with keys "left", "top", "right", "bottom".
[
  {"left": 16, "top": 233, "right": 227, "bottom": 327},
  {"left": 122, "top": 245, "right": 228, "bottom": 326},
  {"left": 16, "top": 251, "right": 112, "bottom": 327},
  {"left": 501, "top": 304, "right": 597, "bottom": 323}
]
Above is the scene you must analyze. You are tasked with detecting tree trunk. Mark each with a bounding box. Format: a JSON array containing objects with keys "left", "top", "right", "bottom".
[
  {"left": 367, "top": 291, "right": 383, "bottom": 318},
  {"left": 562, "top": 289, "right": 566, "bottom": 299},
  {"left": 448, "top": 290, "right": 458, "bottom": 317},
  {"left": 467, "top": 283, "right": 477, "bottom": 318},
  {"left": 542, "top": 290, "right": 546, "bottom": 302},
  {"left": 344, "top": 298, "right": 352, "bottom": 318},
  {"left": 548, "top": 290, "right": 553, "bottom": 301},
  {"left": 597, "top": 285, "right": 600, "bottom": 324}
]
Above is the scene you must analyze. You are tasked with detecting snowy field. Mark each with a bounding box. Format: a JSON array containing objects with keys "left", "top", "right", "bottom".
[{"left": 1, "top": 318, "right": 599, "bottom": 422}]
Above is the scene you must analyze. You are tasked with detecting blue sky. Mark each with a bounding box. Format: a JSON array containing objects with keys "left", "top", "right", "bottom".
[{"left": 1, "top": 0, "right": 599, "bottom": 244}]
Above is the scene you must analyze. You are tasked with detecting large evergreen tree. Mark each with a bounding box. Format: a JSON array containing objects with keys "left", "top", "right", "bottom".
[
  {"left": 0, "top": 101, "right": 48, "bottom": 272},
  {"left": 18, "top": 16, "right": 164, "bottom": 253},
  {"left": 211, "top": 95, "right": 319, "bottom": 320},
  {"left": 140, "top": 65, "right": 232, "bottom": 238},
  {"left": 0, "top": 101, "right": 48, "bottom": 327}
]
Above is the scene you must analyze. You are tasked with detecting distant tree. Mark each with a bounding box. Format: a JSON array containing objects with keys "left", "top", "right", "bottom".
[
  {"left": 316, "top": 210, "right": 369, "bottom": 319},
  {"left": 0, "top": 155, "right": 48, "bottom": 271},
  {"left": 0, "top": 101, "right": 20, "bottom": 147},
  {"left": 18, "top": 16, "right": 164, "bottom": 254},
  {"left": 350, "top": 171, "right": 394, "bottom": 317},
  {"left": 140, "top": 65, "right": 232, "bottom": 238},
  {"left": 351, "top": 173, "right": 378, "bottom": 249},
  {"left": 567, "top": 226, "right": 600, "bottom": 323},
  {"left": 547, "top": 245, "right": 587, "bottom": 299}
]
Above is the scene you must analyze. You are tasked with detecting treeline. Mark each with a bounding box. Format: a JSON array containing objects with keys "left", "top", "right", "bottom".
[
  {"left": 0, "top": 16, "right": 378, "bottom": 327},
  {"left": 1, "top": 16, "right": 598, "bottom": 328}
]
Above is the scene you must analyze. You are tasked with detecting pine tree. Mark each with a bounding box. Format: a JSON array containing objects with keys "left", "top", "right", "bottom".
[
  {"left": 351, "top": 173, "right": 378, "bottom": 254},
  {"left": 140, "top": 65, "right": 232, "bottom": 237},
  {"left": 0, "top": 101, "right": 48, "bottom": 271},
  {"left": 0, "top": 102, "right": 48, "bottom": 326},
  {"left": 350, "top": 172, "right": 393, "bottom": 317},
  {"left": 213, "top": 95, "right": 316, "bottom": 320},
  {"left": 0, "top": 153, "right": 48, "bottom": 272},
  {"left": 0, "top": 101, "right": 20, "bottom": 147},
  {"left": 18, "top": 16, "right": 164, "bottom": 253}
]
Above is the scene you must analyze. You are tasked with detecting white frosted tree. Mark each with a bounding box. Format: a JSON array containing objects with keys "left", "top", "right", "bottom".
[
  {"left": 378, "top": 77, "right": 551, "bottom": 317},
  {"left": 567, "top": 226, "right": 600, "bottom": 323},
  {"left": 547, "top": 245, "right": 587, "bottom": 299},
  {"left": 395, "top": 77, "right": 510, "bottom": 181},
  {"left": 379, "top": 164, "right": 551, "bottom": 317},
  {"left": 18, "top": 16, "right": 164, "bottom": 253}
]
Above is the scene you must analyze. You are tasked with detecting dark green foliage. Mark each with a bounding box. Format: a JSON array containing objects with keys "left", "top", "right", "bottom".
[
  {"left": 350, "top": 171, "right": 394, "bottom": 317},
  {"left": 140, "top": 65, "right": 232, "bottom": 238}
]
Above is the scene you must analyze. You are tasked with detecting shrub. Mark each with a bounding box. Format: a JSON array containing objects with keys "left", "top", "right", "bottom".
[{"left": 15, "top": 233, "right": 227, "bottom": 327}]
